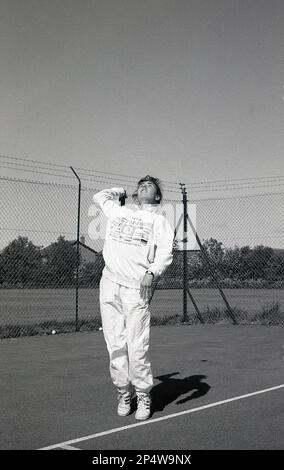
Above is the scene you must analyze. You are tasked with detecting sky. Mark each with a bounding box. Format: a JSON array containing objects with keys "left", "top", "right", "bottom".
[
  {"left": 0, "top": 0, "right": 283, "bottom": 250},
  {"left": 0, "top": 0, "right": 283, "bottom": 182}
]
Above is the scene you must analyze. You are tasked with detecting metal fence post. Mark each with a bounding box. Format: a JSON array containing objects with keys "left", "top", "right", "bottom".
[
  {"left": 70, "top": 166, "right": 81, "bottom": 332},
  {"left": 174, "top": 207, "right": 203, "bottom": 323},
  {"left": 180, "top": 184, "right": 189, "bottom": 322}
]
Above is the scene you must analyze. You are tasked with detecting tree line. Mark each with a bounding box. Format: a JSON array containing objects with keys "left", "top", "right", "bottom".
[
  {"left": 162, "top": 238, "right": 284, "bottom": 288},
  {"left": 0, "top": 235, "right": 283, "bottom": 288}
]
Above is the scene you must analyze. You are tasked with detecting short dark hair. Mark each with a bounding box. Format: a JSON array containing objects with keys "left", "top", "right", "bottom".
[{"left": 132, "top": 175, "right": 163, "bottom": 204}]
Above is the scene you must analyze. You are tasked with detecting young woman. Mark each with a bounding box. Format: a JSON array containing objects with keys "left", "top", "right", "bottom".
[{"left": 93, "top": 175, "right": 174, "bottom": 420}]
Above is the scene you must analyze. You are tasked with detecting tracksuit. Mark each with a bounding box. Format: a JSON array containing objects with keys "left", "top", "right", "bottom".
[{"left": 93, "top": 188, "right": 174, "bottom": 394}]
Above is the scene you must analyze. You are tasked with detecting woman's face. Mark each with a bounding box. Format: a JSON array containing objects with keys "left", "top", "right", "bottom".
[{"left": 137, "top": 180, "right": 159, "bottom": 204}]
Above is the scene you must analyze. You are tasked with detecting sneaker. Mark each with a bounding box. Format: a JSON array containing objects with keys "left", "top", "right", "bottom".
[
  {"left": 135, "top": 393, "right": 151, "bottom": 420},
  {"left": 117, "top": 391, "right": 132, "bottom": 417}
]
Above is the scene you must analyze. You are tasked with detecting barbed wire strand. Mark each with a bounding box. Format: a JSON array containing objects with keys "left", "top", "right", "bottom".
[
  {"left": 2, "top": 153, "right": 284, "bottom": 189},
  {"left": 0, "top": 161, "right": 181, "bottom": 193},
  {"left": 2, "top": 160, "right": 284, "bottom": 194},
  {"left": 0, "top": 154, "right": 179, "bottom": 187}
]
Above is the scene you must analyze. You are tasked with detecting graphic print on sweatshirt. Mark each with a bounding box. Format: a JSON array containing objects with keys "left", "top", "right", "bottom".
[{"left": 109, "top": 216, "right": 153, "bottom": 246}]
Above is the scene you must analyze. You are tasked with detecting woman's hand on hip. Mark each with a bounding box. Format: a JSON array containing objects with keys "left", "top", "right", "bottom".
[{"left": 140, "top": 273, "right": 153, "bottom": 301}]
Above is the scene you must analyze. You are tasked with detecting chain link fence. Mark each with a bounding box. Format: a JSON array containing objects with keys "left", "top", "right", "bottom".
[
  {"left": 0, "top": 175, "right": 283, "bottom": 338},
  {"left": 180, "top": 191, "right": 284, "bottom": 325}
]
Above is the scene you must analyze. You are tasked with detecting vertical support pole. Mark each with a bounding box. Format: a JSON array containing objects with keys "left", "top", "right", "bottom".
[
  {"left": 70, "top": 166, "right": 81, "bottom": 332},
  {"left": 180, "top": 184, "right": 189, "bottom": 322},
  {"left": 174, "top": 211, "right": 203, "bottom": 323}
]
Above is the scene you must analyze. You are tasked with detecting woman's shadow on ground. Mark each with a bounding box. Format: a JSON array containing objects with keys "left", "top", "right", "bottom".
[{"left": 150, "top": 373, "right": 210, "bottom": 415}]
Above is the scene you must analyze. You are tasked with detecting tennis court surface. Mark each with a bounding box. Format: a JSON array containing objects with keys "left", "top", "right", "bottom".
[{"left": 1, "top": 325, "right": 283, "bottom": 450}]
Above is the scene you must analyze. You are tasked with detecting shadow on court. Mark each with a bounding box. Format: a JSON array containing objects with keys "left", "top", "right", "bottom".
[
  {"left": 150, "top": 373, "right": 211, "bottom": 414},
  {"left": 129, "top": 373, "right": 210, "bottom": 416}
]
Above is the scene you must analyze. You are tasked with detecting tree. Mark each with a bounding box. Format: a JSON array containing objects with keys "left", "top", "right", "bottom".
[
  {"left": 248, "top": 245, "right": 274, "bottom": 279},
  {"left": 79, "top": 253, "right": 105, "bottom": 287},
  {"left": 41, "top": 235, "right": 80, "bottom": 287},
  {"left": 198, "top": 238, "right": 225, "bottom": 279},
  {"left": 222, "top": 244, "right": 275, "bottom": 282},
  {"left": 187, "top": 251, "right": 203, "bottom": 280},
  {"left": 203, "top": 238, "right": 225, "bottom": 264},
  {"left": 265, "top": 251, "right": 284, "bottom": 281},
  {"left": 0, "top": 252, "right": 5, "bottom": 284},
  {"left": 0, "top": 236, "right": 42, "bottom": 287}
]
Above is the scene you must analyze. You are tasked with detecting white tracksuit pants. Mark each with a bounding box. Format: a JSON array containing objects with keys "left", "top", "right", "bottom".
[{"left": 99, "top": 276, "right": 153, "bottom": 394}]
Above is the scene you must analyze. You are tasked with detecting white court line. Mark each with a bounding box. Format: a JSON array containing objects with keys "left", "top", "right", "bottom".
[
  {"left": 39, "top": 384, "right": 284, "bottom": 450},
  {"left": 59, "top": 444, "right": 81, "bottom": 450}
]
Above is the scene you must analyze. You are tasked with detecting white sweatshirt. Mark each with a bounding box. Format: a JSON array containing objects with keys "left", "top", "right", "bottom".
[{"left": 93, "top": 187, "right": 174, "bottom": 289}]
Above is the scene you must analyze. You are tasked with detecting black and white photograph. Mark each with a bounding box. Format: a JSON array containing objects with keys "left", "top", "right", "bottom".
[{"left": 0, "top": 0, "right": 283, "bottom": 458}]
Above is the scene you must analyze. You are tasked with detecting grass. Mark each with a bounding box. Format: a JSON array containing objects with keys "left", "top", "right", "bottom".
[
  {"left": 1, "top": 302, "right": 283, "bottom": 339},
  {"left": 0, "top": 318, "right": 102, "bottom": 339},
  {"left": 251, "top": 301, "right": 284, "bottom": 325},
  {"left": 150, "top": 313, "right": 181, "bottom": 326}
]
